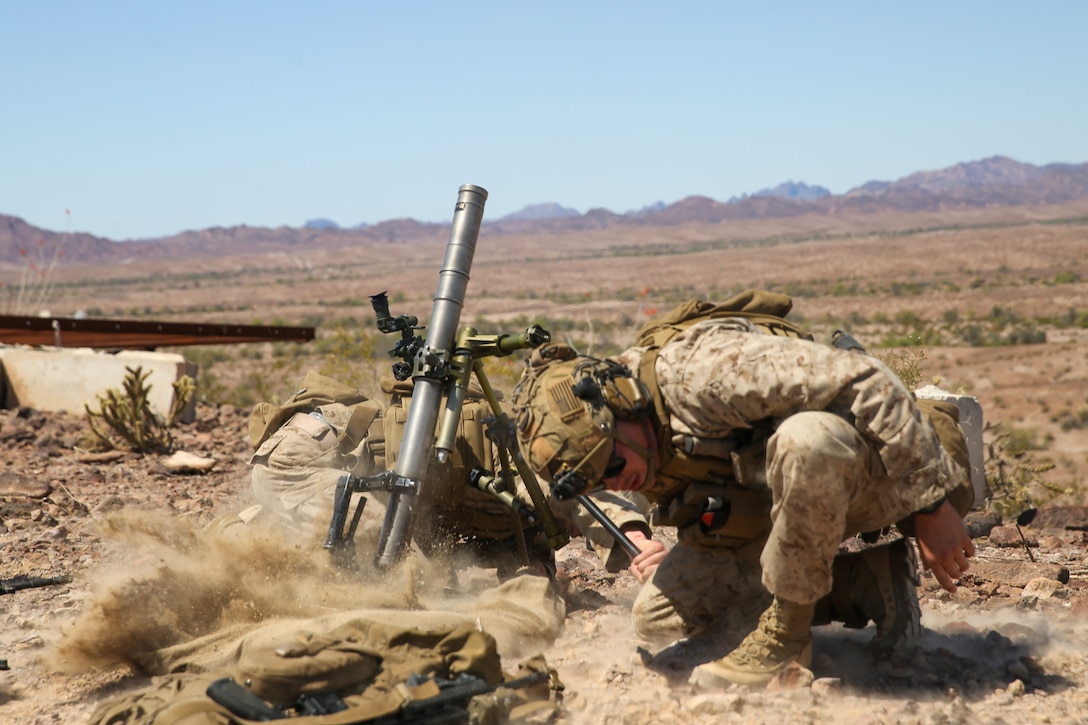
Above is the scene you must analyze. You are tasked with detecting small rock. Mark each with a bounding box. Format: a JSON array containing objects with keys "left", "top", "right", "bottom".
[
  {"left": 93, "top": 495, "right": 126, "bottom": 513},
  {"left": 76, "top": 450, "right": 125, "bottom": 464},
  {"left": 766, "top": 661, "right": 814, "bottom": 691},
  {"left": 0, "top": 472, "right": 51, "bottom": 498},
  {"left": 989, "top": 525, "right": 1034, "bottom": 547},
  {"left": 1037, "top": 535, "right": 1067, "bottom": 551},
  {"left": 684, "top": 692, "right": 744, "bottom": 716},
  {"left": 811, "top": 677, "right": 842, "bottom": 696},
  {"left": 1021, "top": 577, "right": 1063, "bottom": 601},
  {"left": 939, "top": 620, "right": 979, "bottom": 635},
  {"left": 161, "top": 451, "right": 217, "bottom": 473},
  {"left": 42, "top": 526, "right": 68, "bottom": 541},
  {"left": 1027, "top": 505, "right": 1088, "bottom": 530},
  {"left": 1070, "top": 596, "right": 1088, "bottom": 617},
  {"left": 968, "top": 558, "right": 1069, "bottom": 586},
  {"left": 964, "top": 510, "right": 1001, "bottom": 538}
]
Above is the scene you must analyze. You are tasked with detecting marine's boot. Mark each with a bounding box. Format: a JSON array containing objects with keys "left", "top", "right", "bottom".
[
  {"left": 812, "top": 536, "right": 922, "bottom": 655},
  {"left": 689, "top": 597, "right": 815, "bottom": 689}
]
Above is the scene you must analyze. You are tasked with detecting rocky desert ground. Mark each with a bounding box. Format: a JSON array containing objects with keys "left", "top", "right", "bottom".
[
  {"left": 2, "top": 201, "right": 1088, "bottom": 723},
  {"left": 1, "top": 402, "right": 1088, "bottom": 725}
]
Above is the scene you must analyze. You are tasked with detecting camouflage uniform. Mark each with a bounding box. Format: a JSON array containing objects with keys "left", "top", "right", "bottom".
[
  {"left": 614, "top": 317, "right": 964, "bottom": 646},
  {"left": 250, "top": 402, "right": 384, "bottom": 538}
]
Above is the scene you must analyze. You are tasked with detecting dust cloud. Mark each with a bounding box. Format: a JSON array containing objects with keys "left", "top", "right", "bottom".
[
  {"left": 46, "top": 510, "right": 427, "bottom": 674},
  {"left": 45, "top": 508, "right": 566, "bottom": 679}
]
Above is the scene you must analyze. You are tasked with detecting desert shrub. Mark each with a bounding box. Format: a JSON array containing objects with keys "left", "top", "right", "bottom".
[
  {"left": 843, "top": 310, "right": 868, "bottom": 327},
  {"left": 889, "top": 281, "right": 926, "bottom": 297},
  {"left": 84, "top": 366, "right": 195, "bottom": 453},
  {"left": 958, "top": 324, "right": 986, "bottom": 347},
  {"left": 893, "top": 310, "right": 924, "bottom": 327},
  {"left": 316, "top": 325, "right": 385, "bottom": 391},
  {"left": 1055, "top": 308, "right": 1088, "bottom": 328},
  {"left": 953, "top": 321, "right": 1046, "bottom": 347},
  {"left": 874, "top": 340, "right": 928, "bottom": 390},
  {"left": 185, "top": 347, "right": 232, "bottom": 370},
  {"left": 238, "top": 345, "right": 265, "bottom": 361},
  {"left": 985, "top": 422, "right": 1069, "bottom": 520},
  {"left": 998, "top": 423, "right": 1048, "bottom": 455},
  {"left": 1002, "top": 324, "right": 1047, "bottom": 345},
  {"left": 2, "top": 221, "right": 67, "bottom": 315},
  {"left": 1059, "top": 409, "right": 1088, "bottom": 432},
  {"left": 828, "top": 282, "right": 858, "bottom": 296},
  {"left": 878, "top": 328, "right": 944, "bottom": 348},
  {"left": 987, "top": 306, "right": 1021, "bottom": 328}
]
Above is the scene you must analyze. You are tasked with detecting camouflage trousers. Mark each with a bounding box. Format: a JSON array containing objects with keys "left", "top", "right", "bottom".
[
  {"left": 762, "top": 411, "right": 917, "bottom": 603},
  {"left": 634, "top": 411, "right": 922, "bottom": 649}
]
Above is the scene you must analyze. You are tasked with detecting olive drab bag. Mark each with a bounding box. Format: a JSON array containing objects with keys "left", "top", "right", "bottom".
[
  {"left": 84, "top": 619, "right": 557, "bottom": 725},
  {"left": 631, "top": 290, "right": 814, "bottom": 507},
  {"left": 248, "top": 370, "right": 386, "bottom": 463},
  {"left": 379, "top": 377, "right": 520, "bottom": 540}
]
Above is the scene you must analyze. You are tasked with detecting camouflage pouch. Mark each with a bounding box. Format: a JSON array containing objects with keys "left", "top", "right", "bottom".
[{"left": 234, "top": 623, "right": 384, "bottom": 705}]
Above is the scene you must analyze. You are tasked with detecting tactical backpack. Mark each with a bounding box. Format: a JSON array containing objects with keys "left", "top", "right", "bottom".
[
  {"left": 86, "top": 619, "right": 558, "bottom": 725},
  {"left": 248, "top": 370, "right": 386, "bottom": 463},
  {"left": 380, "top": 377, "right": 522, "bottom": 542}
]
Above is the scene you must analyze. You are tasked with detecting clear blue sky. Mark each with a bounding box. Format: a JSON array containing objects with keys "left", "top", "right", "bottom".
[{"left": 3, "top": 1, "right": 1086, "bottom": 241}]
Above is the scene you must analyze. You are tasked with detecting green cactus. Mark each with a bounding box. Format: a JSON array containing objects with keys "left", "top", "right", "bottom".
[{"left": 84, "top": 365, "right": 195, "bottom": 454}]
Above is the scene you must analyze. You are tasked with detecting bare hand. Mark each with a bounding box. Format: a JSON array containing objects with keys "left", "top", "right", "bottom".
[
  {"left": 913, "top": 500, "right": 975, "bottom": 593},
  {"left": 623, "top": 529, "right": 668, "bottom": 584}
]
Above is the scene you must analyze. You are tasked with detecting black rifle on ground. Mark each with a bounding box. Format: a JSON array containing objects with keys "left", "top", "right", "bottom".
[
  {"left": 1, "top": 574, "right": 71, "bottom": 670},
  {"left": 206, "top": 670, "right": 551, "bottom": 724},
  {"left": 0, "top": 574, "right": 72, "bottom": 596}
]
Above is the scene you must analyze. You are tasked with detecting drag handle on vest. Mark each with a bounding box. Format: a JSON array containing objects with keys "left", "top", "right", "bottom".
[
  {"left": 375, "top": 184, "right": 487, "bottom": 570},
  {"left": 575, "top": 494, "right": 642, "bottom": 559}
]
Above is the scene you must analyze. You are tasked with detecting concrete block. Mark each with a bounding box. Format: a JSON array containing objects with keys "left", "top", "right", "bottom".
[
  {"left": 0, "top": 346, "right": 197, "bottom": 422},
  {"left": 915, "top": 384, "right": 987, "bottom": 506}
]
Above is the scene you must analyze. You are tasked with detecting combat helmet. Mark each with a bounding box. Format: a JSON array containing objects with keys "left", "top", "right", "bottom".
[{"left": 512, "top": 342, "right": 651, "bottom": 498}]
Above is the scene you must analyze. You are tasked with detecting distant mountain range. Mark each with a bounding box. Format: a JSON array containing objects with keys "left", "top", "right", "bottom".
[{"left": 3, "top": 156, "right": 1087, "bottom": 266}]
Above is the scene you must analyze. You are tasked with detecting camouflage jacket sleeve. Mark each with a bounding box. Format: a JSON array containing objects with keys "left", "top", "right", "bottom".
[{"left": 646, "top": 318, "right": 963, "bottom": 503}]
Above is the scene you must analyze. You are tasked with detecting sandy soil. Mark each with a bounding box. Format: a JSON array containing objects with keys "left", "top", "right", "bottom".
[{"left": 1, "top": 398, "right": 1087, "bottom": 724}]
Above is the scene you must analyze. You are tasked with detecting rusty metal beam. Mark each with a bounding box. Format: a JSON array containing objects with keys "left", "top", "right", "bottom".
[{"left": 0, "top": 315, "right": 315, "bottom": 350}]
